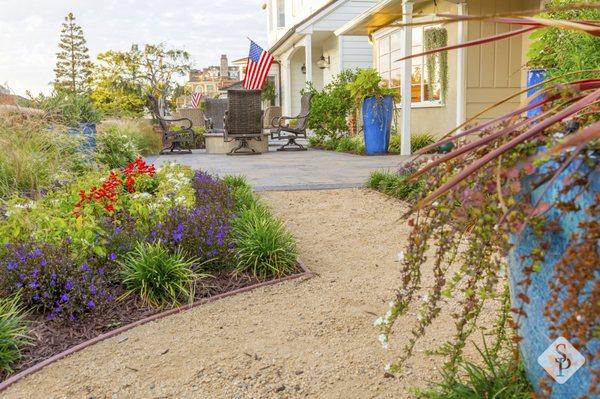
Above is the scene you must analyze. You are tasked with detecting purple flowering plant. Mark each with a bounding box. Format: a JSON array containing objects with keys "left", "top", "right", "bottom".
[{"left": 0, "top": 241, "right": 117, "bottom": 321}]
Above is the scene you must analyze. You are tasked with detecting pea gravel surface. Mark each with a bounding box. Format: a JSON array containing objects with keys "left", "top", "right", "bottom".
[{"left": 3, "top": 189, "right": 498, "bottom": 399}]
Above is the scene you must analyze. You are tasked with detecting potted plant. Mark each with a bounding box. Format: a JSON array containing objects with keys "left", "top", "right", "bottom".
[
  {"left": 347, "top": 69, "right": 398, "bottom": 155},
  {"left": 376, "top": 9, "right": 599, "bottom": 399},
  {"left": 42, "top": 90, "right": 102, "bottom": 150}
]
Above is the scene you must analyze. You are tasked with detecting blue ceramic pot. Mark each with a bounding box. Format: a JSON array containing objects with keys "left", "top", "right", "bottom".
[
  {"left": 508, "top": 156, "right": 599, "bottom": 397},
  {"left": 362, "top": 95, "right": 393, "bottom": 155},
  {"left": 526, "top": 68, "right": 547, "bottom": 118},
  {"left": 67, "top": 122, "right": 97, "bottom": 151}
]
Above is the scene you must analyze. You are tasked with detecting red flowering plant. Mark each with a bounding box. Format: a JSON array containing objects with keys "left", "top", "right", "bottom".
[{"left": 73, "top": 157, "right": 157, "bottom": 218}]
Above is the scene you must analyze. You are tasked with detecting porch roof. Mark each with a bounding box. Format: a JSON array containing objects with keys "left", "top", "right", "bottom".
[{"left": 334, "top": 0, "right": 462, "bottom": 37}]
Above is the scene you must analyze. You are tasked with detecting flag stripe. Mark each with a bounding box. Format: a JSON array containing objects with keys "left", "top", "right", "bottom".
[{"left": 243, "top": 40, "right": 274, "bottom": 90}]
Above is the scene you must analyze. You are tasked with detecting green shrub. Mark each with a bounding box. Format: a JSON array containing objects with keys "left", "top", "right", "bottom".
[
  {"left": 411, "top": 132, "right": 435, "bottom": 153},
  {"left": 222, "top": 175, "right": 255, "bottom": 211},
  {"left": 232, "top": 204, "right": 298, "bottom": 279},
  {"left": 98, "top": 119, "right": 162, "bottom": 155},
  {"left": 388, "top": 132, "right": 435, "bottom": 154},
  {"left": 0, "top": 110, "right": 89, "bottom": 198},
  {"left": 527, "top": 0, "right": 600, "bottom": 80},
  {"left": 367, "top": 169, "right": 424, "bottom": 200},
  {"left": 389, "top": 134, "right": 401, "bottom": 153},
  {"left": 96, "top": 128, "right": 139, "bottom": 169},
  {"left": 36, "top": 90, "right": 101, "bottom": 126},
  {"left": 335, "top": 136, "right": 364, "bottom": 154},
  {"left": 303, "top": 69, "right": 359, "bottom": 142},
  {"left": 0, "top": 294, "right": 30, "bottom": 375},
  {"left": 416, "top": 344, "right": 533, "bottom": 399},
  {"left": 120, "top": 242, "right": 205, "bottom": 307}
]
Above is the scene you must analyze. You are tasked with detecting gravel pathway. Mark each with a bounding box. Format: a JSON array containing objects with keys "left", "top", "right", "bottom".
[{"left": 3, "top": 189, "right": 496, "bottom": 398}]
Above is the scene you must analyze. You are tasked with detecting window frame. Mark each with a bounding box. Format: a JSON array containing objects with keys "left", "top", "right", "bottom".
[
  {"left": 276, "top": 0, "right": 286, "bottom": 28},
  {"left": 374, "top": 23, "right": 445, "bottom": 109}
]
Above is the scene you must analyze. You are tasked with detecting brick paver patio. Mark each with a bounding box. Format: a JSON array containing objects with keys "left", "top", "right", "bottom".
[{"left": 150, "top": 148, "right": 408, "bottom": 191}]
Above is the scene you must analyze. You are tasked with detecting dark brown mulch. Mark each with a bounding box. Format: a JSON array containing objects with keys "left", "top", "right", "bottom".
[{"left": 3, "top": 266, "right": 301, "bottom": 380}]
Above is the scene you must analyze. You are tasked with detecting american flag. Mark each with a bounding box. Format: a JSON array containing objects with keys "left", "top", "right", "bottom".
[
  {"left": 191, "top": 92, "right": 202, "bottom": 108},
  {"left": 243, "top": 40, "right": 274, "bottom": 90}
]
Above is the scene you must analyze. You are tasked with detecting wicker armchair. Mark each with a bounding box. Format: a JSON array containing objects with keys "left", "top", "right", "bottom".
[
  {"left": 147, "top": 94, "right": 195, "bottom": 154},
  {"left": 203, "top": 98, "right": 229, "bottom": 133},
  {"left": 223, "top": 89, "right": 263, "bottom": 155},
  {"left": 271, "top": 94, "right": 312, "bottom": 151}
]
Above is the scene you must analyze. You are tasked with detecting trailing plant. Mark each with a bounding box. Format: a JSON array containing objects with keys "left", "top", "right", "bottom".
[
  {"left": 119, "top": 242, "right": 205, "bottom": 307},
  {"left": 377, "top": 9, "right": 600, "bottom": 398},
  {"left": 347, "top": 68, "right": 399, "bottom": 112},
  {"left": 0, "top": 293, "right": 30, "bottom": 376},
  {"left": 423, "top": 27, "right": 448, "bottom": 100}
]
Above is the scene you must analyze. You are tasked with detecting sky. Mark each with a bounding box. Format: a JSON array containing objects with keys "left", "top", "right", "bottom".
[{"left": 0, "top": 0, "right": 268, "bottom": 96}]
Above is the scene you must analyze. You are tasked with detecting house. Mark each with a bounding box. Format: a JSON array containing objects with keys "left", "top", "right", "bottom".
[
  {"left": 263, "top": 0, "right": 380, "bottom": 116},
  {"left": 335, "top": 0, "right": 544, "bottom": 154},
  {"left": 179, "top": 55, "right": 242, "bottom": 106}
]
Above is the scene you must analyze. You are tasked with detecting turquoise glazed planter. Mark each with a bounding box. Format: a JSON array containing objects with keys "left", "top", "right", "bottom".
[{"left": 508, "top": 156, "right": 599, "bottom": 398}]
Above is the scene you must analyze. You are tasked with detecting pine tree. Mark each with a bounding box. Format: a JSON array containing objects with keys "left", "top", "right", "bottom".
[{"left": 54, "top": 12, "right": 93, "bottom": 93}]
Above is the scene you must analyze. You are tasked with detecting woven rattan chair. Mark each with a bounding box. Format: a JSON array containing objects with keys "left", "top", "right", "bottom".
[
  {"left": 223, "top": 89, "right": 263, "bottom": 155},
  {"left": 203, "top": 98, "right": 229, "bottom": 133},
  {"left": 148, "top": 94, "right": 195, "bottom": 154},
  {"left": 271, "top": 94, "right": 312, "bottom": 151}
]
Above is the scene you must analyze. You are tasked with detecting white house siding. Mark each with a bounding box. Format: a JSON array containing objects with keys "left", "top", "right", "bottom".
[
  {"left": 341, "top": 35, "right": 372, "bottom": 70},
  {"left": 313, "top": 0, "right": 379, "bottom": 31},
  {"left": 322, "top": 35, "right": 340, "bottom": 85}
]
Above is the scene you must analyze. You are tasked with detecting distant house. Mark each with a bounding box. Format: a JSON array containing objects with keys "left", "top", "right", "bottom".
[
  {"left": 180, "top": 55, "right": 242, "bottom": 106},
  {"left": 0, "top": 84, "right": 16, "bottom": 106},
  {"left": 336, "top": 0, "right": 545, "bottom": 154},
  {"left": 263, "top": 0, "right": 379, "bottom": 116}
]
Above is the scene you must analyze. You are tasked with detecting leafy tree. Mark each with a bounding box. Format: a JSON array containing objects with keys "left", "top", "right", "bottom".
[
  {"left": 54, "top": 12, "right": 93, "bottom": 93},
  {"left": 90, "top": 49, "right": 146, "bottom": 117},
  {"left": 90, "top": 44, "right": 191, "bottom": 117},
  {"left": 527, "top": 0, "right": 600, "bottom": 80}
]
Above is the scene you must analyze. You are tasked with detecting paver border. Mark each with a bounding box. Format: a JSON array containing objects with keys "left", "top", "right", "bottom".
[{"left": 0, "top": 260, "right": 312, "bottom": 393}]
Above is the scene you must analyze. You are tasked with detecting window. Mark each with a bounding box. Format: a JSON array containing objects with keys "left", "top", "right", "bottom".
[
  {"left": 376, "top": 25, "right": 443, "bottom": 106},
  {"left": 277, "top": 0, "right": 285, "bottom": 28}
]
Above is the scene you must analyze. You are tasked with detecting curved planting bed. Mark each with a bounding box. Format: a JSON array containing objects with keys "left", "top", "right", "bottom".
[{"left": 0, "top": 159, "right": 305, "bottom": 387}]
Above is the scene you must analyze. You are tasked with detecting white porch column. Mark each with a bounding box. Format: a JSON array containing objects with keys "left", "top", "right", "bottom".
[
  {"left": 456, "top": 1, "right": 467, "bottom": 130},
  {"left": 305, "top": 34, "right": 313, "bottom": 84},
  {"left": 283, "top": 58, "right": 292, "bottom": 116},
  {"left": 400, "top": 0, "right": 414, "bottom": 156}
]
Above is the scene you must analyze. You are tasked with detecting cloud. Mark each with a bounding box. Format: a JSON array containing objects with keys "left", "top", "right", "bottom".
[{"left": 0, "top": 0, "right": 267, "bottom": 95}]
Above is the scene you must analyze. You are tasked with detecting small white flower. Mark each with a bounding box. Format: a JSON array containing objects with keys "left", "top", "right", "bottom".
[
  {"left": 432, "top": 201, "right": 439, "bottom": 207},
  {"left": 396, "top": 251, "right": 405, "bottom": 262},
  {"left": 378, "top": 333, "right": 389, "bottom": 349},
  {"left": 384, "top": 309, "right": 393, "bottom": 322},
  {"left": 384, "top": 363, "right": 392, "bottom": 372},
  {"left": 374, "top": 317, "right": 385, "bottom": 327},
  {"left": 576, "top": 314, "right": 583, "bottom": 322},
  {"left": 422, "top": 294, "right": 430, "bottom": 303}
]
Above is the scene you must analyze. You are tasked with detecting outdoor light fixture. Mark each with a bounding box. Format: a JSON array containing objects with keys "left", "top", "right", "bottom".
[
  {"left": 301, "top": 63, "right": 306, "bottom": 74},
  {"left": 317, "top": 55, "right": 330, "bottom": 69}
]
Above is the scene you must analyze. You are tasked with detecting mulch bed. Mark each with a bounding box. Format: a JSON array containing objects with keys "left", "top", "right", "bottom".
[{"left": 2, "top": 266, "right": 302, "bottom": 380}]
